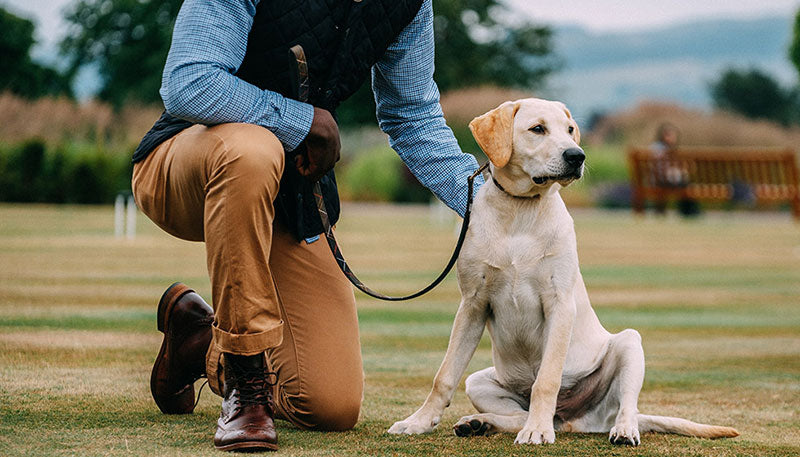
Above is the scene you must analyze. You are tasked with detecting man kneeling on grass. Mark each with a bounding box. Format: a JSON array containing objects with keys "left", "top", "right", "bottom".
[{"left": 132, "top": 0, "right": 482, "bottom": 452}]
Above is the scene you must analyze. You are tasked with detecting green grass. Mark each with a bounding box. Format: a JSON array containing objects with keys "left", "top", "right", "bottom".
[{"left": 1, "top": 203, "right": 799, "bottom": 456}]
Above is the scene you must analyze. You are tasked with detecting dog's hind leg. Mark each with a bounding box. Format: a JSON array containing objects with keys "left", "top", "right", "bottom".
[
  {"left": 591, "top": 333, "right": 738, "bottom": 441},
  {"left": 454, "top": 367, "right": 528, "bottom": 436},
  {"left": 590, "top": 332, "right": 738, "bottom": 440},
  {"left": 605, "top": 329, "right": 645, "bottom": 446}
]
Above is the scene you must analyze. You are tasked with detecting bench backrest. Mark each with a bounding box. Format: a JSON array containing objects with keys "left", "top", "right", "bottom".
[{"left": 628, "top": 147, "right": 800, "bottom": 201}]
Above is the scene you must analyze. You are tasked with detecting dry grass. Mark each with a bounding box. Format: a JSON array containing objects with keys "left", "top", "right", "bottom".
[
  {"left": 590, "top": 101, "right": 800, "bottom": 149},
  {"left": 0, "top": 203, "right": 798, "bottom": 456},
  {"left": 440, "top": 86, "right": 535, "bottom": 125},
  {"left": 0, "top": 87, "right": 534, "bottom": 153},
  {"left": 0, "top": 92, "right": 162, "bottom": 148},
  {"left": 3, "top": 91, "right": 800, "bottom": 156}
]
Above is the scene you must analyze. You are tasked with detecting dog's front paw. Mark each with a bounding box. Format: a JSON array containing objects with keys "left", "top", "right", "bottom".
[
  {"left": 514, "top": 427, "right": 555, "bottom": 445},
  {"left": 609, "top": 424, "right": 640, "bottom": 446},
  {"left": 388, "top": 412, "right": 440, "bottom": 435},
  {"left": 453, "top": 415, "right": 494, "bottom": 437}
]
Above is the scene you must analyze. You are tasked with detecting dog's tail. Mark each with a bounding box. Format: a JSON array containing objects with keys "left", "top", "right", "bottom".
[{"left": 637, "top": 414, "right": 739, "bottom": 439}]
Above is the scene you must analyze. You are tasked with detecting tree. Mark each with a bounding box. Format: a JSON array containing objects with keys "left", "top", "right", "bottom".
[
  {"left": 60, "top": 0, "right": 554, "bottom": 119},
  {"left": 431, "top": 0, "right": 553, "bottom": 91},
  {"left": 791, "top": 8, "right": 800, "bottom": 80},
  {"left": 60, "top": 0, "right": 183, "bottom": 108},
  {"left": 711, "top": 68, "right": 798, "bottom": 126},
  {"left": 0, "top": 8, "right": 71, "bottom": 98},
  {"left": 338, "top": 0, "right": 554, "bottom": 125}
]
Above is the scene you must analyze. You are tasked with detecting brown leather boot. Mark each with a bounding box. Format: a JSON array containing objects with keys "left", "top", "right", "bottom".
[
  {"left": 150, "top": 282, "right": 213, "bottom": 414},
  {"left": 214, "top": 354, "right": 279, "bottom": 452}
]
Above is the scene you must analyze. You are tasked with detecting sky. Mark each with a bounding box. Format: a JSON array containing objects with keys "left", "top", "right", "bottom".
[
  {"left": 508, "top": 0, "right": 799, "bottom": 32},
  {"left": 2, "top": 0, "right": 799, "bottom": 52}
]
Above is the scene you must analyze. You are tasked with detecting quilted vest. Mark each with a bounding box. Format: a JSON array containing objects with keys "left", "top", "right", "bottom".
[{"left": 134, "top": 0, "right": 424, "bottom": 240}]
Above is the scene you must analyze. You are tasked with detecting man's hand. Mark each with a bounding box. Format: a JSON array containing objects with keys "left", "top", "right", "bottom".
[{"left": 296, "top": 107, "right": 340, "bottom": 182}]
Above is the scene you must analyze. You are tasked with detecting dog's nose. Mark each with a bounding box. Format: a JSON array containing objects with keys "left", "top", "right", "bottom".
[{"left": 562, "top": 148, "right": 585, "bottom": 168}]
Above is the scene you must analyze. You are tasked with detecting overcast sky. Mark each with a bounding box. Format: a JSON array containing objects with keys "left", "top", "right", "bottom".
[
  {"left": 2, "top": 0, "right": 799, "bottom": 50},
  {"left": 508, "top": 0, "right": 799, "bottom": 32}
]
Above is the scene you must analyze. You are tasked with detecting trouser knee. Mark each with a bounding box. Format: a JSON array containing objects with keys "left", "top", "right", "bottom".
[
  {"left": 276, "top": 383, "right": 362, "bottom": 431},
  {"left": 206, "top": 124, "right": 285, "bottom": 203}
]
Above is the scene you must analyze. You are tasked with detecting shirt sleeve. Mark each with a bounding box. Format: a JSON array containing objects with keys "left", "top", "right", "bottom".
[
  {"left": 372, "top": 0, "right": 484, "bottom": 217},
  {"left": 160, "top": 0, "right": 314, "bottom": 151}
]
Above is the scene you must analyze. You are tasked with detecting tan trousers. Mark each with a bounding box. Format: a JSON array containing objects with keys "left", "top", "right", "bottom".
[{"left": 132, "top": 123, "right": 363, "bottom": 431}]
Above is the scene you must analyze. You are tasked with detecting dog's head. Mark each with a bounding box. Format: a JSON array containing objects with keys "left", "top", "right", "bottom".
[{"left": 469, "top": 98, "right": 583, "bottom": 197}]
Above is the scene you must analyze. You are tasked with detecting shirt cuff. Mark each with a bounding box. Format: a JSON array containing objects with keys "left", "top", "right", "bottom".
[{"left": 270, "top": 96, "right": 315, "bottom": 151}]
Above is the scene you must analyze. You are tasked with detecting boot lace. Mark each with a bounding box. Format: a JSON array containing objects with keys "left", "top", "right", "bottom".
[{"left": 229, "top": 366, "right": 278, "bottom": 407}]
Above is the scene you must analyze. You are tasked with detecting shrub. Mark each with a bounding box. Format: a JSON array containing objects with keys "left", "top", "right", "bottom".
[
  {"left": 582, "top": 143, "right": 629, "bottom": 184},
  {"left": 0, "top": 139, "right": 48, "bottom": 202},
  {"left": 338, "top": 145, "right": 430, "bottom": 204},
  {"left": 0, "top": 140, "right": 132, "bottom": 204}
]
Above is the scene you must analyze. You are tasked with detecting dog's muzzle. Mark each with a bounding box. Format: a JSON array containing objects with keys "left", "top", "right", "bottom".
[{"left": 532, "top": 148, "right": 586, "bottom": 184}]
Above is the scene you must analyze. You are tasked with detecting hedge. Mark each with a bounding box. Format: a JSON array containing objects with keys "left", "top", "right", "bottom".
[
  {"left": 0, "top": 140, "right": 133, "bottom": 204},
  {"left": 0, "top": 140, "right": 432, "bottom": 205}
]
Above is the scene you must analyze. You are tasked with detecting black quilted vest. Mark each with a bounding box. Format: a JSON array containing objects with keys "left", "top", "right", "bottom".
[{"left": 133, "top": 0, "right": 424, "bottom": 240}]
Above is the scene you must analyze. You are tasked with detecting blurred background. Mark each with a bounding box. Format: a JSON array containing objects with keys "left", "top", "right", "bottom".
[{"left": 0, "top": 0, "right": 798, "bottom": 211}]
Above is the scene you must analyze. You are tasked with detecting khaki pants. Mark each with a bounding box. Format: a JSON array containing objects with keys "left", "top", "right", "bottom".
[{"left": 132, "top": 123, "right": 363, "bottom": 431}]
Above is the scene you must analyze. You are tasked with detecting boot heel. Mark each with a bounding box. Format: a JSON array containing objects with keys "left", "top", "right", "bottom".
[
  {"left": 151, "top": 282, "right": 211, "bottom": 415},
  {"left": 157, "top": 282, "right": 192, "bottom": 333}
]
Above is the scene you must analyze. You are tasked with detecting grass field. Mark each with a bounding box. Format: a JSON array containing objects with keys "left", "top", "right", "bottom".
[{"left": 0, "top": 203, "right": 798, "bottom": 456}]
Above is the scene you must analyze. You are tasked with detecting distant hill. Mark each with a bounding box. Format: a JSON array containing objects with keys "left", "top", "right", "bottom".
[{"left": 540, "top": 16, "right": 798, "bottom": 122}]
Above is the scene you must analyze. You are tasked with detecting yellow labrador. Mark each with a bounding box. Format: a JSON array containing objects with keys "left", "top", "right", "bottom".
[{"left": 388, "top": 98, "right": 739, "bottom": 445}]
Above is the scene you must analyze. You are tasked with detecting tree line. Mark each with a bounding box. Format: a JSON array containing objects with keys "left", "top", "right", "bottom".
[{"left": 1, "top": 0, "right": 553, "bottom": 126}]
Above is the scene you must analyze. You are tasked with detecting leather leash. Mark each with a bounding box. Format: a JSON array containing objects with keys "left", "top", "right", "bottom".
[
  {"left": 315, "top": 163, "right": 487, "bottom": 301},
  {"left": 290, "top": 44, "right": 486, "bottom": 301}
]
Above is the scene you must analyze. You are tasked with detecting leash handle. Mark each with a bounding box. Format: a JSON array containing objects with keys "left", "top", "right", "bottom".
[
  {"left": 315, "top": 162, "right": 488, "bottom": 301},
  {"left": 289, "top": 45, "right": 309, "bottom": 102}
]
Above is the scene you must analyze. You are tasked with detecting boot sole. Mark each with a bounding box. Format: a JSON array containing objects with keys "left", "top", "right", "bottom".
[
  {"left": 151, "top": 282, "right": 195, "bottom": 414},
  {"left": 214, "top": 441, "right": 279, "bottom": 452}
]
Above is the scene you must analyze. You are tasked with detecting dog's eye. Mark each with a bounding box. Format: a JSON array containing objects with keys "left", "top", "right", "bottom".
[
  {"left": 530, "top": 125, "right": 546, "bottom": 134},
  {"left": 568, "top": 126, "right": 575, "bottom": 135}
]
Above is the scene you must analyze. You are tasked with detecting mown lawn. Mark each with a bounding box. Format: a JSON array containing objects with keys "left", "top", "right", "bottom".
[{"left": 0, "top": 203, "right": 798, "bottom": 456}]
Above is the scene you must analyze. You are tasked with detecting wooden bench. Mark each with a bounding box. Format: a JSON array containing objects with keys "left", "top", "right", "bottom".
[{"left": 627, "top": 147, "right": 800, "bottom": 219}]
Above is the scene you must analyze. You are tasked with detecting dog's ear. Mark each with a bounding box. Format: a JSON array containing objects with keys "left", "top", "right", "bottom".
[
  {"left": 469, "top": 101, "right": 520, "bottom": 168},
  {"left": 560, "top": 103, "right": 581, "bottom": 145},
  {"left": 572, "top": 122, "right": 581, "bottom": 145}
]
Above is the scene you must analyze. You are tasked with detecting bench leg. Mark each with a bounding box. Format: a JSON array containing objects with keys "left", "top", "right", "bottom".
[{"left": 632, "top": 188, "right": 645, "bottom": 214}]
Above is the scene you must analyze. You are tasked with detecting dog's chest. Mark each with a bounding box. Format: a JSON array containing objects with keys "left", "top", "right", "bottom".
[
  {"left": 474, "top": 234, "right": 555, "bottom": 343},
  {"left": 460, "top": 203, "right": 574, "bottom": 369}
]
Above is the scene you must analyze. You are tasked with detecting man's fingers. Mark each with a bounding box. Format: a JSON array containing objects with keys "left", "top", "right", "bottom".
[
  {"left": 302, "top": 107, "right": 340, "bottom": 181},
  {"left": 295, "top": 153, "right": 313, "bottom": 177},
  {"left": 296, "top": 158, "right": 326, "bottom": 181}
]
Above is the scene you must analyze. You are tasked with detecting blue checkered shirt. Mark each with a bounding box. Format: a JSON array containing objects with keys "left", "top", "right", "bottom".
[{"left": 161, "top": 0, "right": 483, "bottom": 217}]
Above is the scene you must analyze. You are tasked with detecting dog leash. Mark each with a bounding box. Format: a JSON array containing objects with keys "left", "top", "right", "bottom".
[
  {"left": 289, "top": 44, "right": 487, "bottom": 300},
  {"left": 315, "top": 163, "right": 487, "bottom": 301}
]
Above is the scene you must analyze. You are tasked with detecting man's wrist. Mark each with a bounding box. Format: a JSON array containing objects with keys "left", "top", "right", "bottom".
[{"left": 270, "top": 96, "right": 315, "bottom": 151}]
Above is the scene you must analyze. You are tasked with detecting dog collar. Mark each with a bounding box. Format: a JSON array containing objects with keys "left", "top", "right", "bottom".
[{"left": 491, "top": 175, "right": 541, "bottom": 200}]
